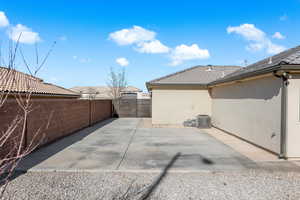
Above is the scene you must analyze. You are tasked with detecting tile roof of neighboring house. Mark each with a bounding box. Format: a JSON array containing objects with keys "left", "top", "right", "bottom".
[
  {"left": 210, "top": 45, "right": 300, "bottom": 85},
  {"left": 146, "top": 65, "right": 241, "bottom": 89},
  {"left": 70, "top": 86, "right": 142, "bottom": 99},
  {"left": 121, "top": 86, "right": 142, "bottom": 92},
  {"left": 70, "top": 86, "right": 110, "bottom": 94},
  {"left": 0, "top": 67, "right": 80, "bottom": 97}
]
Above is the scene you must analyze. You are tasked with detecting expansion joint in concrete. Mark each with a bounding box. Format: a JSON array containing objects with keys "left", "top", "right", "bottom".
[{"left": 115, "top": 119, "right": 141, "bottom": 170}]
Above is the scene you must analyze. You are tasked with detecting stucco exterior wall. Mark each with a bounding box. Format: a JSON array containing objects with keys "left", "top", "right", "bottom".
[
  {"left": 211, "top": 76, "right": 282, "bottom": 154},
  {"left": 152, "top": 89, "right": 211, "bottom": 125},
  {"left": 286, "top": 74, "right": 300, "bottom": 157}
]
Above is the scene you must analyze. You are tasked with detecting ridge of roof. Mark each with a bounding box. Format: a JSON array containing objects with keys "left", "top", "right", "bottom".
[
  {"left": 44, "top": 82, "right": 80, "bottom": 95},
  {"left": 147, "top": 65, "right": 241, "bottom": 85},
  {"left": 251, "top": 45, "right": 300, "bottom": 66},
  {"left": 146, "top": 45, "right": 300, "bottom": 90},
  {"left": 70, "top": 85, "right": 142, "bottom": 93},
  {"left": 210, "top": 45, "right": 300, "bottom": 85},
  {"left": 147, "top": 65, "right": 201, "bottom": 84},
  {"left": 0, "top": 67, "right": 79, "bottom": 97}
]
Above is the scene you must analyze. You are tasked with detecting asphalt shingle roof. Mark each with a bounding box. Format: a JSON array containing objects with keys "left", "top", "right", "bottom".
[
  {"left": 0, "top": 67, "right": 79, "bottom": 97},
  {"left": 211, "top": 45, "right": 300, "bottom": 85},
  {"left": 147, "top": 45, "right": 300, "bottom": 89},
  {"left": 147, "top": 65, "right": 241, "bottom": 87}
]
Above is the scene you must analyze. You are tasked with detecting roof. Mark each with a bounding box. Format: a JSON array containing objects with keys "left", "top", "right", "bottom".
[
  {"left": 210, "top": 45, "right": 300, "bottom": 85},
  {"left": 0, "top": 67, "right": 80, "bottom": 97},
  {"left": 70, "top": 86, "right": 110, "bottom": 94},
  {"left": 146, "top": 65, "right": 241, "bottom": 89},
  {"left": 121, "top": 86, "right": 142, "bottom": 93},
  {"left": 70, "top": 85, "right": 142, "bottom": 99},
  {"left": 147, "top": 45, "right": 300, "bottom": 90}
]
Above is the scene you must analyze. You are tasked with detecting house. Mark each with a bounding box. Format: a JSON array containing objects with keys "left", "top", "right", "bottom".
[
  {"left": 146, "top": 65, "right": 241, "bottom": 125},
  {"left": 70, "top": 86, "right": 149, "bottom": 99},
  {"left": 147, "top": 45, "right": 300, "bottom": 159},
  {"left": 0, "top": 67, "right": 79, "bottom": 98}
]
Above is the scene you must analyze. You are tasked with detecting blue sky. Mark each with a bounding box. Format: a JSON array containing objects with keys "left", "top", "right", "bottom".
[{"left": 0, "top": 0, "right": 300, "bottom": 91}]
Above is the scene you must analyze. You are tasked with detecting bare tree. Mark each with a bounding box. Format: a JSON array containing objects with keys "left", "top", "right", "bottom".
[
  {"left": 107, "top": 67, "right": 127, "bottom": 116},
  {"left": 0, "top": 36, "right": 55, "bottom": 198},
  {"left": 86, "top": 87, "right": 98, "bottom": 100}
]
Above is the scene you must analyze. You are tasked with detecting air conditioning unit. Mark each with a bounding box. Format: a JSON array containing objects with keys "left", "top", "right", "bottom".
[{"left": 197, "top": 115, "right": 211, "bottom": 128}]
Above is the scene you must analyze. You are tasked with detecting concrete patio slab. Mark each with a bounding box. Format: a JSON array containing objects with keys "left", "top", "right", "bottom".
[
  {"left": 17, "top": 118, "right": 299, "bottom": 172},
  {"left": 18, "top": 119, "right": 137, "bottom": 171},
  {"left": 205, "top": 127, "right": 279, "bottom": 162}
]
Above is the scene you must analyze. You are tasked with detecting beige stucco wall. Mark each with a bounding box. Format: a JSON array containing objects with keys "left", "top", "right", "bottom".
[
  {"left": 286, "top": 74, "right": 300, "bottom": 157},
  {"left": 152, "top": 88, "right": 211, "bottom": 125},
  {"left": 211, "top": 76, "right": 282, "bottom": 154}
]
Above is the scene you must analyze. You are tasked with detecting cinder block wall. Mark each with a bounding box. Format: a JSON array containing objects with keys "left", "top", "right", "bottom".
[
  {"left": 91, "top": 100, "right": 112, "bottom": 124},
  {"left": 0, "top": 99, "right": 25, "bottom": 159},
  {"left": 0, "top": 98, "right": 112, "bottom": 158}
]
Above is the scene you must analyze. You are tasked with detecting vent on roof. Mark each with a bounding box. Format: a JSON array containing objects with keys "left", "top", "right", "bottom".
[
  {"left": 206, "top": 65, "right": 213, "bottom": 71},
  {"left": 268, "top": 57, "right": 273, "bottom": 64},
  {"left": 221, "top": 71, "right": 225, "bottom": 78}
]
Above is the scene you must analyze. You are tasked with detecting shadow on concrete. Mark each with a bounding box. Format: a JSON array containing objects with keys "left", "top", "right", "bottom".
[
  {"left": 140, "top": 152, "right": 214, "bottom": 200},
  {"left": 16, "top": 118, "right": 116, "bottom": 172}
]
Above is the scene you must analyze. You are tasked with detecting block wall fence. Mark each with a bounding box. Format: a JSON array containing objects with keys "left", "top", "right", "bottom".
[{"left": 0, "top": 98, "right": 112, "bottom": 158}]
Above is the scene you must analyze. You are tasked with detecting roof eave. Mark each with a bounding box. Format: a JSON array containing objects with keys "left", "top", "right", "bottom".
[
  {"left": 4, "top": 91, "right": 80, "bottom": 98},
  {"left": 146, "top": 64, "right": 300, "bottom": 91},
  {"left": 208, "top": 64, "right": 282, "bottom": 86},
  {"left": 280, "top": 64, "right": 300, "bottom": 70},
  {"left": 146, "top": 82, "right": 208, "bottom": 91}
]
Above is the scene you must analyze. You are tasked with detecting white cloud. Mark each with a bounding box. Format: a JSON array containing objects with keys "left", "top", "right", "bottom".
[
  {"left": 116, "top": 57, "right": 129, "bottom": 66},
  {"left": 170, "top": 44, "right": 210, "bottom": 66},
  {"left": 272, "top": 32, "right": 285, "bottom": 39},
  {"left": 109, "top": 25, "right": 170, "bottom": 55},
  {"left": 227, "top": 24, "right": 265, "bottom": 42},
  {"left": 109, "top": 25, "right": 210, "bottom": 65},
  {"left": 109, "top": 25, "right": 155, "bottom": 46},
  {"left": 0, "top": 11, "right": 9, "bottom": 27},
  {"left": 227, "top": 23, "right": 286, "bottom": 54},
  {"left": 8, "top": 24, "right": 41, "bottom": 44},
  {"left": 136, "top": 40, "right": 170, "bottom": 53}
]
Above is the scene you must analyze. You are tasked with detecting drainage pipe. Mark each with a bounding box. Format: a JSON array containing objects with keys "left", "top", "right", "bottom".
[{"left": 273, "top": 70, "right": 289, "bottom": 159}]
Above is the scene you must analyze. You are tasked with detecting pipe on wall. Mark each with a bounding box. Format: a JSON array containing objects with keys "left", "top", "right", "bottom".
[{"left": 273, "top": 70, "right": 289, "bottom": 159}]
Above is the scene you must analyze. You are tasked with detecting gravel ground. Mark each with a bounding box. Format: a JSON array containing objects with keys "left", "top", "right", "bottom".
[{"left": 2, "top": 170, "right": 300, "bottom": 200}]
